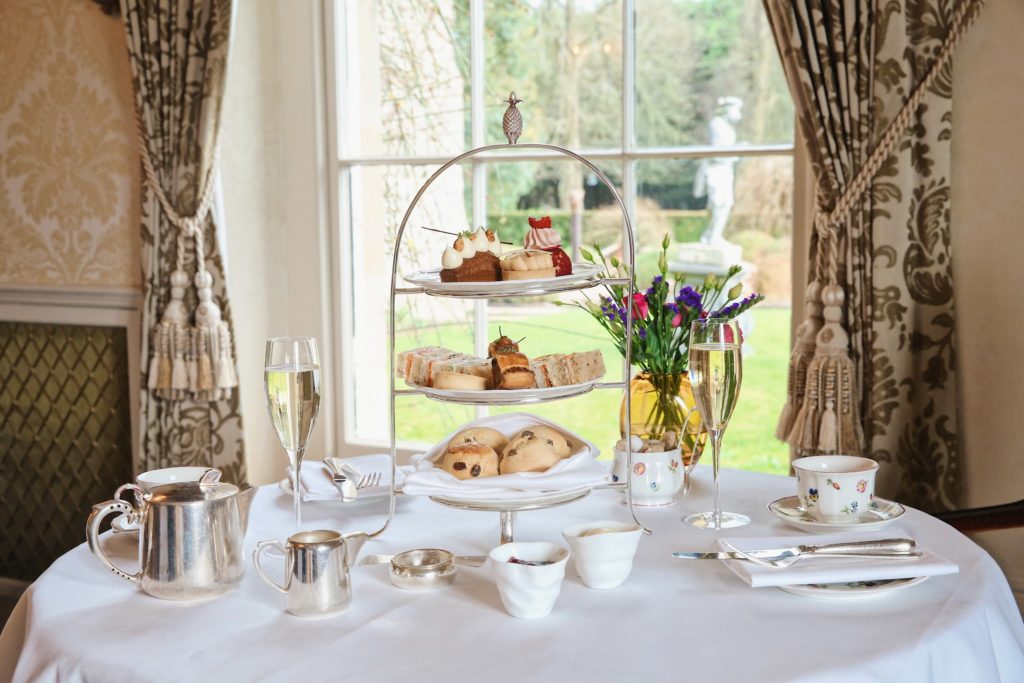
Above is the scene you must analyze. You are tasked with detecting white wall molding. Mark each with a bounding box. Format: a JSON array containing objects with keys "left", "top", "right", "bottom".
[{"left": 0, "top": 285, "right": 142, "bottom": 311}]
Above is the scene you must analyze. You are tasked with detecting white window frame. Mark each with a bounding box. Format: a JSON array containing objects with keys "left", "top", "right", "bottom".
[{"left": 321, "top": 0, "right": 799, "bottom": 459}]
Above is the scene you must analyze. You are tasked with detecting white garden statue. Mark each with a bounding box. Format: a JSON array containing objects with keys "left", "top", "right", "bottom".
[{"left": 693, "top": 96, "right": 743, "bottom": 246}]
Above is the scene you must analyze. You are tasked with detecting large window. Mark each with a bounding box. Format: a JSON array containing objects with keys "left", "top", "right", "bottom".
[{"left": 330, "top": 0, "right": 795, "bottom": 473}]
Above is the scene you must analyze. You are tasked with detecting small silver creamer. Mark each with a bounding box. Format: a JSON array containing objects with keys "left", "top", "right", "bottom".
[{"left": 86, "top": 469, "right": 256, "bottom": 601}]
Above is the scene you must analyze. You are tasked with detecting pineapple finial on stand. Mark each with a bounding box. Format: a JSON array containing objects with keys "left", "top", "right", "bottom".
[{"left": 502, "top": 91, "right": 523, "bottom": 145}]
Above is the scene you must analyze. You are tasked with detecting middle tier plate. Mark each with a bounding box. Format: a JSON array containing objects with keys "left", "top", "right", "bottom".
[
  {"left": 405, "top": 378, "right": 601, "bottom": 406},
  {"left": 403, "top": 262, "right": 603, "bottom": 298}
]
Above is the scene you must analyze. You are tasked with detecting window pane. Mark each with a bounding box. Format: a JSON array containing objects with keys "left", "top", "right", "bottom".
[
  {"left": 635, "top": 0, "right": 794, "bottom": 147},
  {"left": 486, "top": 159, "right": 626, "bottom": 253},
  {"left": 484, "top": 1, "right": 622, "bottom": 148},
  {"left": 348, "top": 163, "right": 476, "bottom": 441},
  {"left": 342, "top": 0, "right": 471, "bottom": 157},
  {"left": 637, "top": 155, "right": 793, "bottom": 473}
]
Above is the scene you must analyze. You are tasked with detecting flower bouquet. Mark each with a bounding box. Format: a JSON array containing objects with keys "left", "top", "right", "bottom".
[{"left": 563, "top": 235, "right": 763, "bottom": 456}]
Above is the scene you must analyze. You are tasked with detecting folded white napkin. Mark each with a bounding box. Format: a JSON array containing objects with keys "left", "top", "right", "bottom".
[
  {"left": 400, "top": 413, "right": 611, "bottom": 502},
  {"left": 719, "top": 531, "right": 959, "bottom": 588},
  {"left": 288, "top": 455, "right": 409, "bottom": 502}
]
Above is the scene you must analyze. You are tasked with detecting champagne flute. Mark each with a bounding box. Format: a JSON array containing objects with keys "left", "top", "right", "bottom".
[
  {"left": 265, "top": 337, "right": 321, "bottom": 530},
  {"left": 684, "top": 318, "right": 749, "bottom": 530}
]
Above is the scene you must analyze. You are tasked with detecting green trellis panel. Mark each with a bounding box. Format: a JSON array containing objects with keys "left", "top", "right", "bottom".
[{"left": 0, "top": 322, "right": 133, "bottom": 581}]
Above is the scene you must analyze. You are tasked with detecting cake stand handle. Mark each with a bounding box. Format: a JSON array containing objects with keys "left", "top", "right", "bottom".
[{"left": 499, "top": 511, "right": 516, "bottom": 545}]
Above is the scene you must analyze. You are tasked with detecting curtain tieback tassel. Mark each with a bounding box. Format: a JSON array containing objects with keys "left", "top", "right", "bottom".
[{"left": 776, "top": 280, "right": 822, "bottom": 441}]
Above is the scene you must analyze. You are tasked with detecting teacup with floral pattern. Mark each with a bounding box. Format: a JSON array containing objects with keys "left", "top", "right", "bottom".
[{"left": 792, "top": 455, "right": 878, "bottom": 523}]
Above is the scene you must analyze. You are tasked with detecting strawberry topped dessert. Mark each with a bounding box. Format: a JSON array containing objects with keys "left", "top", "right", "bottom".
[{"left": 524, "top": 216, "right": 572, "bottom": 276}]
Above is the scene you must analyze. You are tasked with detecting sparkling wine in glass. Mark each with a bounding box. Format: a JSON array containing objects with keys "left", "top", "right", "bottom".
[
  {"left": 685, "top": 319, "right": 749, "bottom": 530},
  {"left": 265, "top": 337, "right": 321, "bottom": 530}
]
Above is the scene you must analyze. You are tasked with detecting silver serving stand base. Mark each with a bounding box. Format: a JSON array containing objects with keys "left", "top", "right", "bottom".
[{"left": 428, "top": 483, "right": 625, "bottom": 545}]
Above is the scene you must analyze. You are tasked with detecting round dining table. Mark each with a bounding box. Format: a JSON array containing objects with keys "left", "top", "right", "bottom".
[{"left": 2, "top": 467, "right": 1023, "bottom": 683}]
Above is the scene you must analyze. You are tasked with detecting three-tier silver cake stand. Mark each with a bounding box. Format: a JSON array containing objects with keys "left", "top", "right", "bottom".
[{"left": 366, "top": 94, "right": 647, "bottom": 544}]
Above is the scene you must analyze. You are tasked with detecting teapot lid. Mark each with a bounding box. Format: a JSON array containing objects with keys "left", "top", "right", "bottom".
[{"left": 147, "top": 469, "right": 238, "bottom": 504}]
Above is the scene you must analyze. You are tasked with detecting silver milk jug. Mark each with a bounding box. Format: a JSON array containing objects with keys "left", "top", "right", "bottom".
[
  {"left": 253, "top": 530, "right": 358, "bottom": 616},
  {"left": 87, "top": 469, "right": 256, "bottom": 601}
]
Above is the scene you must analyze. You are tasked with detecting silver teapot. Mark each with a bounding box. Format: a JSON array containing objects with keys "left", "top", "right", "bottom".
[{"left": 87, "top": 469, "right": 257, "bottom": 601}]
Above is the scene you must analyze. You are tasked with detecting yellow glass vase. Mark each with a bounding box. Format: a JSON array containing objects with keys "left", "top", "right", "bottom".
[{"left": 619, "top": 372, "right": 706, "bottom": 467}]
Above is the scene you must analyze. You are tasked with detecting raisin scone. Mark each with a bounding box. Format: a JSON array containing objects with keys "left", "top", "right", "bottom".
[
  {"left": 517, "top": 424, "right": 574, "bottom": 458},
  {"left": 441, "top": 442, "right": 499, "bottom": 480},
  {"left": 499, "top": 428, "right": 562, "bottom": 474},
  {"left": 448, "top": 427, "right": 510, "bottom": 454}
]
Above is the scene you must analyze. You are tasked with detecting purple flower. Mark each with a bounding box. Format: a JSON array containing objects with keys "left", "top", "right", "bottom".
[
  {"left": 676, "top": 286, "right": 702, "bottom": 309},
  {"left": 638, "top": 328, "right": 647, "bottom": 340}
]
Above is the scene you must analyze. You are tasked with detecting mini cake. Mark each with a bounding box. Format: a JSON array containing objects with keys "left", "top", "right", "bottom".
[
  {"left": 500, "top": 427, "right": 563, "bottom": 474},
  {"left": 441, "top": 442, "right": 499, "bottom": 480},
  {"left": 448, "top": 427, "right": 510, "bottom": 454},
  {"left": 440, "top": 229, "right": 501, "bottom": 282},
  {"left": 499, "top": 249, "right": 555, "bottom": 281},
  {"left": 525, "top": 216, "right": 572, "bottom": 276}
]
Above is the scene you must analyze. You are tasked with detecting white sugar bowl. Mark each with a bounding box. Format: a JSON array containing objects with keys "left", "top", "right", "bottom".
[
  {"left": 562, "top": 520, "right": 643, "bottom": 589},
  {"left": 488, "top": 542, "right": 569, "bottom": 619}
]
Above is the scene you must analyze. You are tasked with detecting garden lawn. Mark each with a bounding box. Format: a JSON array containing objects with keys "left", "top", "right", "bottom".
[{"left": 395, "top": 307, "right": 791, "bottom": 476}]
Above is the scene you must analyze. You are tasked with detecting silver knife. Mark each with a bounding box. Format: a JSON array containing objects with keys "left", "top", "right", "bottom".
[
  {"left": 672, "top": 551, "right": 920, "bottom": 560},
  {"left": 673, "top": 538, "right": 919, "bottom": 561},
  {"left": 323, "top": 458, "right": 358, "bottom": 503}
]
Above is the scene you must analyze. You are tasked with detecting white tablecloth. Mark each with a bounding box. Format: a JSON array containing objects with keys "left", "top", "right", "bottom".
[{"left": 2, "top": 468, "right": 1023, "bottom": 683}]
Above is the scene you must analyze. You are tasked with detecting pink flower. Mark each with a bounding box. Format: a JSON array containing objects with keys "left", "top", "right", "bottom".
[
  {"left": 623, "top": 293, "right": 649, "bottom": 320},
  {"left": 671, "top": 312, "right": 682, "bottom": 328}
]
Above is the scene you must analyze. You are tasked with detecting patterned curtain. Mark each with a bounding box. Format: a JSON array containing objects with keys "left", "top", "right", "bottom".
[
  {"left": 120, "top": 0, "right": 246, "bottom": 482},
  {"left": 765, "top": 0, "right": 983, "bottom": 511}
]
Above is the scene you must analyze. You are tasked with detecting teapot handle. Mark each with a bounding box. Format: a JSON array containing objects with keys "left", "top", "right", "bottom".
[
  {"left": 253, "top": 540, "right": 290, "bottom": 594},
  {"left": 86, "top": 499, "right": 141, "bottom": 584}
]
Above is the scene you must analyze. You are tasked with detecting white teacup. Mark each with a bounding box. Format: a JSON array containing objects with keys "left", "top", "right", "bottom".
[
  {"left": 611, "top": 447, "right": 686, "bottom": 506},
  {"left": 111, "top": 467, "right": 212, "bottom": 533},
  {"left": 562, "top": 521, "right": 642, "bottom": 590},
  {"left": 792, "top": 455, "right": 878, "bottom": 523},
  {"left": 488, "top": 542, "right": 569, "bottom": 619},
  {"left": 136, "top": 467, "right": 211, "bottom": 491}
]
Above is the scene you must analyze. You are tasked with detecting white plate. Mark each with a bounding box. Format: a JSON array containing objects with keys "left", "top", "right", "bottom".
[
  {"left": 779, "top": 576, "right": 928, "bottom": 601},
  {"left": 407, "top": 378, "right": 602, "bottom": 406},
  {"left": 403, "top": 262, "right": 603, "bottom": 297},
  {"left": 278, "top": 478, "right": 401, "bottom": 508},
  {"left": 767, "top": 495, "right": 906, "bottom": 533}
]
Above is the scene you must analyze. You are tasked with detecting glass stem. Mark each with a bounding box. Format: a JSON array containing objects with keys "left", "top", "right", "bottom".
[
  {"left": 289, "top": 447, "right": 305, "bottom": 530},
  {"left": 709, "top": 428, "right": 724, "bottom": 530}
]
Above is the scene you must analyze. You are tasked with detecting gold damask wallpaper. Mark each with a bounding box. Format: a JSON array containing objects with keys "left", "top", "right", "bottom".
[{"left": 0, "top": 0, "right": 141, "bottom": 287}]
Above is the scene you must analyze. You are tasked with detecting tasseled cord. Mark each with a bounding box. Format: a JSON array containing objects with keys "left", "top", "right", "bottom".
[
  {"left": 775, "top": 280, "right": 823, "bottom": 440},
  {"left": 791, "top": 283, "right": 864, "bottom": 455},
  {"left": 137, "top": 104, "right": 238, "bottom": 403}
]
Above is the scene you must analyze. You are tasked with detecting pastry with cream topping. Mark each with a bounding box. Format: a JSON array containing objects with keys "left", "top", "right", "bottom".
[
  {"left": 499, "top": 249, "right": 555, "bottom": 280},
  {"left": 439, "top": 228, "right": 501, "bottom": 282},
  {"left": 525, "top": 216, "right": 572, "bottom": 276}
]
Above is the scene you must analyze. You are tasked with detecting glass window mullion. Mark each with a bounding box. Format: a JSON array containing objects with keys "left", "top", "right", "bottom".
[{"left": 470, "top": 0, "right": 487, "bottom": 419}]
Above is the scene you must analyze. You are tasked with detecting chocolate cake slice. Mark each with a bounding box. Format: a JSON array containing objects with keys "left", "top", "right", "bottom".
[{"left": 440, "top": 251, "right": 500, "bottom": 282}]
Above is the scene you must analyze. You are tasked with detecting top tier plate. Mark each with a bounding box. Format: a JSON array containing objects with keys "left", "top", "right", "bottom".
[{"left": 403, "top": 262, "right": 603, "bottom": 298}]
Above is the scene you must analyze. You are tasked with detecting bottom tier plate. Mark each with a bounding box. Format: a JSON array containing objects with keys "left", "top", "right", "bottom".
[{"left": 429, "top": 487, "right": 593, "bottom": 512}]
